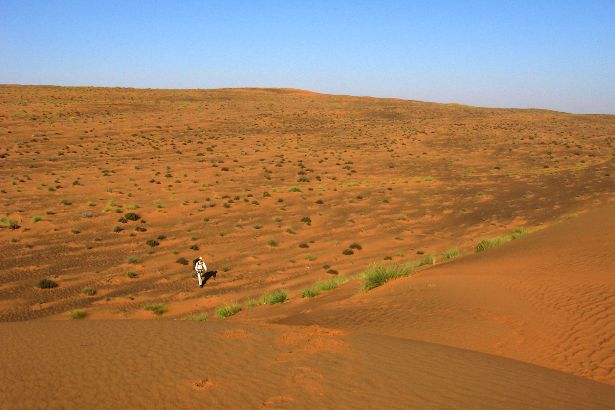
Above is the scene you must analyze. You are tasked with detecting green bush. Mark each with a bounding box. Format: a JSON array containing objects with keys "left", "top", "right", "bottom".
[
  {"left": 261, "top": 289, "right": 288, "bottom": 305},
  {"left": 32, "top": 215, "right": 42, "bottom": 223},
  {"left": 124, "top": 212, "right": 141, "bottom": 221},
  {"left": 146, "top": 239, "right": 160, "bottom": 247},
  {"left": 144, "top": 303, "right": 168, "bottom": 316},
  {"left": 361, "top": 263, "right": 413, "bottom": 291},
  {"left": 126, "top": 271, "right": 138, "bottom": 278},
  {"left": 216, "top": 303, "right": 242, "bottom": 319}
]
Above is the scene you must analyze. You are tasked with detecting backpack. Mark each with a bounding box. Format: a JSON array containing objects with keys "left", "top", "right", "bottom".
[{"left": 193, "top": 258, "right": 199, "bottom": 268}]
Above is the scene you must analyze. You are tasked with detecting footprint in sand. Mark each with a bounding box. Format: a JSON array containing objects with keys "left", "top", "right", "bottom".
[{"left": 191, "top": 377, "right": 214, "bottom": 391}]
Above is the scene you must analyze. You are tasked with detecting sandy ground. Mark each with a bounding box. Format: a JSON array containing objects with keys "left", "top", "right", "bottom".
[{"left": 1, "top": 86, "right": 615, "bottom": 408}]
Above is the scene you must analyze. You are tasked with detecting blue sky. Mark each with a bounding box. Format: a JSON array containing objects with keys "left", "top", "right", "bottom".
[{"left": 1, "top": 1, "right": 614, "bottom": 113}]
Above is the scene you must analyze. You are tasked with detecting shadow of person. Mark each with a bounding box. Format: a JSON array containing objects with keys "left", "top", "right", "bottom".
[{"left": 201, "top": 270, "right": 217, "bottom": 286}]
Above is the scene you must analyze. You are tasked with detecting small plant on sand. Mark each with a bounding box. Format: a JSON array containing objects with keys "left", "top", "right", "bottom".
[
  {"left": 349, "top": 242, "right": 362, "bottom": 250},
  {"left": 361, "top": 263, "right": 414, "bottom": 291},
  {"left": 146, "top": 239, "right": 160, "bottom": 247},
  {"left": 261, "top": 289, "right": 288, "bottom": 305},
  {"left": 144, "top": 303, "right": 168, "bottom": 316},
  {"left": 126, "top": 271, "right": 138, "bottom": 278},
  {"left": 442, "top": 248, "right": 459, "bottom": 260},
  {"left": 38, "top": 278, "right": 58, "bottom": 289},
  {"left": 342, "top": 248, "right": 354, "bottom": 255},
  {"left": 176, "top": 257, "right": 189, "bottom": 265},
  {"left": 245, "top": 298, "right": 259, "bottom": 308},
  {"left": 186, "top": 313, "right": 208, "bottom": 321},
  {"left": 81, "top": 287, "right": 96, "bottom": 296},
  {"left": 302, "top": 277, "right": 348, "bottom": 298},
  {"left": 127, "top": 255, "right": 142, "bottom": 264},
  {"left": 70, "top": 310, "right": 87, "bottom": 320},
  {"left": 267, "top": 239, "right": 278, "bottom": 247},
  {"left": 0, "top": 217, "right": 20, "bottom": 230},
  {"left": 124, "top": 212, "right": 141, "bottom": 221},
  {"left": 475, "top": 227, "right": 529, "bottom": 253},
  {"left": 216, "top": 303, "right": 242, "bottom": 319},
  {"left": 32, "top": 215, "right": 42, "bottom": 223},
  {"left": 416, "top": 255, "right": 435, "bottom": 267}
]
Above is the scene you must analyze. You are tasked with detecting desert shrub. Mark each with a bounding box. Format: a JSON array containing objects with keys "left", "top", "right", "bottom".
[
  {"left": 71, "top": 228, "right": 81, "bottom": 234},
  {"left": 442, "top": 248, "right": 459, "bottom": 260},
  {"left": 301, "top": 289, "right": 317, "bottom": 298},
  {"left": 511, "top": 227, "right": 528, "bottom": 239},
  {"left": 135, "top": 226, "right": 147, "bottom": 232},
  {"left": 327, "top": 269, "right": 339, "bottom": 275},
  {"left": 301, "top": 216, "right": 312, "bottom": 224},
  {"left": 118, "top": 217, "right": 128, "bottom": 223},
  {"left": 157, "top": 235, "right": 167, "bottom": 240},
  {"left": 361, "top": 263, "right": 414, "bottom": 291},
  {"left": 113, "top": 225, "right": 124, "bottom": 233},
  {"left": 222, "top": 265, "right": 230, "bottom": 272},
  {"left": 267, "top": 239, "right": 278, "bottom": 247},
  {"left": 144, "top": 303, "right": 168, "bottom": 316},
  {"left": 216, "top": 303, "right": 242, "bottom": 319},
  {"left": 127, "top": 256, "right": 142, "bottom": 264},
  {"left": 70, "top": 310, "right": 87, "bottom": 319},
  {"left": 124, "top": 212, "right": 141, "bottom": 221},
  {"left": 304, "top": 253, "right": 317, "bottom": 261},
  {"left": 261, "top": 289, "right": 288, "bottom": 305},
  {"left": 38, "top": 278, "right": 58, "bottom": 289},
  {"left": 0, "top": 217, "right": 20, "bottom": 230},
  {"left": 288, "top": 186, "right": 302, "bottom": 192},
  {"left": 81, "top": 287, "right": 96, "bottom": 296},
  {"left": 349, "top": 242, "right": 362, "bottom": 250},
  {"left": 146, "top": 239, "right": 160, "bottom": 247},
  {"left": 176, "top": 257, "right": 189, "bottom": 265},
  {"left": 299, "top": 242, "right": 309, "bottom": 248},
  {"left": 342, "top": 248, "right": 354, "bottom": 255},
  {"left": 32, "top": 215, "right": 42, "bottom": 223},
  {"left": 190, "top": 244, "right": 199, "bottom": 251},
  {"left": 126, "top": 271, "right": 138, "bottom": 278},
  {"left": 61, "top": 199, "right": 72, "bottom": 205}
]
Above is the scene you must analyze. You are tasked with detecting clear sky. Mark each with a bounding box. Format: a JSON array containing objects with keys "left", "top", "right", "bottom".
[{"left": 1, "top": 1, "right": 614, "bottom": 113}]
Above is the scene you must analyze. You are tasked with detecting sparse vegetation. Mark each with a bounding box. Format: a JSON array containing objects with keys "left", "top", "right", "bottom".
[
  {"left": 442, "top": 248, "right": 459, "bottom": 260},
  {"left": 81, "top": 287, "right": 96, "bottom": 296},
  {"left": 475, "top": 227, "right": 529, "bottom": 253},
  {"left": 302, "top": 277, "right": 348, "bottom": 298}
]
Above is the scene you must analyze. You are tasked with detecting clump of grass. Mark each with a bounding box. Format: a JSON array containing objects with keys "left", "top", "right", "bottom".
[
  {"left": 127, "top": 256, "right": 142, "bottom": 264},
  {"left": 302, "top": 277, "right": 348, "bottom": 298},
  {"left": 342, "top": 248, "right": 354, "bottom": 255},
  {"left": 146, "top": 239, "right": 160, "bottom": 247},
  {"left": 81, "top": 287, "right": 96, "bottom": 296},
  {"left": 261, "top": 289, "right": 288, "bottom": 305},
  {"left": 267, "top": 239, "right": 278, "bottom": 247},
  {"left": 216, "top": 303, "right": 242, "bottom": 319},
  {"left": 126, "top": 271, "right": 138, "bottom": 278},
  {"left": 288, "top": 186, "right": 302, "bottom": 192},
  {"left": 416, "top": 255, "right": 435, "bottom": 267},
  {"left": 475, "top": 227, "right": 529, "bottom": 253},
  {"left": 186, "top": 313, "right": 208, "bottom": 321},
  {"left": 176, "top": 257, "right": 189, "bottom": 265},
  {"left": 304, "top": 253, "right": 317, "bottom": 261},
  {"left": 361, "top": 263, "right": 414, "bottom": 291},
  {"left": 70, "top": 310, "right": 87, "bottom": 320},
  {"left": 442, "top": 248, "right": 459, "bottom": 260},
  {"left": 113, "top": 225, "right": 124, "bottom": 233},
  {"left": 38, "top": 278, "right": 58, "bottom": 289},
  {"left": 349, "top": 242, "right": 362, "bottom": 250},
  {"left": 144, "top": 303, "right": 168, "bottom": 316},
  {"left": 245, "top": 298, "right": 259, "bottom": 308},
  {"left": 32, "top": 215, "right": 43, "bottom": 223}
]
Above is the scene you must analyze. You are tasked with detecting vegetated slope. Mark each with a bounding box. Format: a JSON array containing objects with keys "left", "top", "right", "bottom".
[
  {"left": 1, "top": 320, "right": 614, "bottom": 409},
  {"left": 0, "top": 85, "right": 614, "bottom": 321},
  {"left": 257, "top": 204, "right": 615, "bottom": 385}
]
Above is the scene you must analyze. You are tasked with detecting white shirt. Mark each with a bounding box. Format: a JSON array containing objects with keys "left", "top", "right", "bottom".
[{"left": 195, "top": 260, "right": 207, "bottom": 273}]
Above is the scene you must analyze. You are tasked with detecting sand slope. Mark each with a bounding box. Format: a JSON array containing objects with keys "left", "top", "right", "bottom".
[
  {"left": 248, "top": 205, "right": 615, "bottom": 386},
  {"left": 1, "top": 320, "right": 614, "bottom": 409}
]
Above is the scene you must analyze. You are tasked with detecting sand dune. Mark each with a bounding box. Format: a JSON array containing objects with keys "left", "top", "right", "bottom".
[
  {"left": 247, "top": 205, "right": 615, "bottom": 386},
  {"left": 1, "top": 86, "right": 615, "bottom": 408},
  {"left": 2, "top": 320, "right": 614, "bottom": 409}
]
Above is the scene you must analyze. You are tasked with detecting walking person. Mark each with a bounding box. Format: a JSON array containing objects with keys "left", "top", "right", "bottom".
[{"left": 193, "top": 256, "right": 207, "bottom": 288}]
